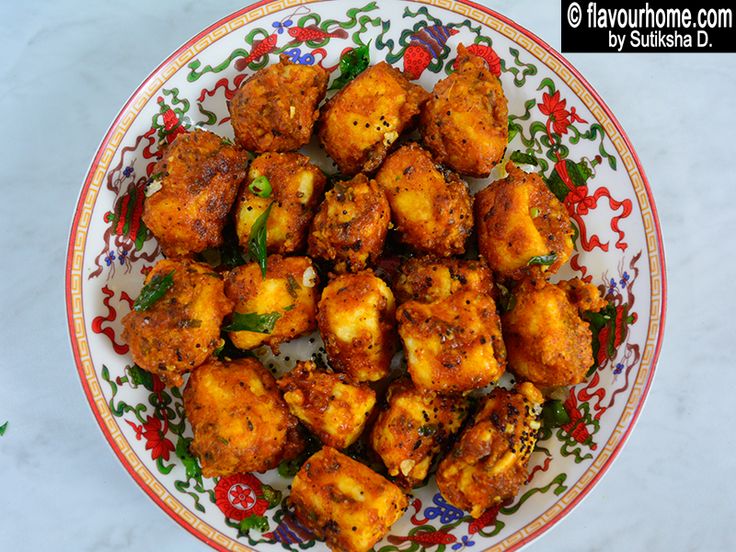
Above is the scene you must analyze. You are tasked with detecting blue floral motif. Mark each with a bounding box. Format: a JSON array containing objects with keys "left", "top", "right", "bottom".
[
  {"left": 272, "top": 19, "right": 293, "bottom": 34},
  {"left": 119, "top": 249, "right": 128, "bottom": 265},
  {"left": 104, "top": 251, "right": 116, "bottom": 266},
  {"left": 614, "top": 362, "right": 624, "bottom": 375},
  {"left": 451, "top": 535, "right": 475, "bottom": 550},
  {"left": 608, "top": 277, "right": 618, "bottom": 295},
  {"left": 619, "top": 271, "right": 630, "bottom": 288},
  {"left": 424, "top": 493, "right": 464, "bottom": 524},
  {"left": 123, "top": 166, "right": 134, "bottom": 178},
  {"left": 283, "top": 47, "right": 315, "bottom": 65}
]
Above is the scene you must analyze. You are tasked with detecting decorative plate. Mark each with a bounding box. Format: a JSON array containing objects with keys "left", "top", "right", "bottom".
[{"left": 65, "top": 1, "right": 666, "bottom": 550}]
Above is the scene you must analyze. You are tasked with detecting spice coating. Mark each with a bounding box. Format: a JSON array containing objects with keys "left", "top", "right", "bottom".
[
  {"left": 436, "top": 383, "right": 544, "bottom": 518},
  {"left": 229, "top": 55, "right": 328, "bottom": 152},
  {"left": 421, "top": 44, "right": 508, "bottom": 177},
  {"left": 319, "top": 62, "right": 429, "bottom": 175},
  {"left": 235, "top": 152, "right": 326, "bottom": 254},
  {"left": 290, "top": 447, "right": 408, "bottom": 552},
  {"left": 122, "top": 258, "right": 232, "bottom": 386},
  {"left": 375, "top": 143, "right": 473, "bottom": 256},
  {"left": 183, "top": 358, "right": 303, "bottom": 477},
  {"left": 142, "top": 129, "right": 247, "bottom": 257}
]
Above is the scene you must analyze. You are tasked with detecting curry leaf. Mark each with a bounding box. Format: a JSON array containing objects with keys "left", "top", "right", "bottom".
[
  {"left": 527, "top": 252, "right": 558, "bottom": 266},
  {"left": 510, "top": 150, "right": 538, "bottom": 166},
  {"left": 329, "top": 43, "right": 370, "bottom": 91},
  {"left": 541, "top": 400, "right": 570, "bottom": 428},
  {"left": 245, "top": 202, "right": 274, "bottom": 277},
  {"left": 278, "top": 458, "right": 301, "bottom": 478},
  {"left": 223, "top": 311, "right": 282, "bottom": 333},
  {"left": 133, "top": 270, "right": 175, "bottom": 311}
]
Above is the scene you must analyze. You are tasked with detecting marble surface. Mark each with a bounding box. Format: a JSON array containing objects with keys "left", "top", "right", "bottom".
[{"left": 0, "top": 0, "right": 733, "bottom": 550}]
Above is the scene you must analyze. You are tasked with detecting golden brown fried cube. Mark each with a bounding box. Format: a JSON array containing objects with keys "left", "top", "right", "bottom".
[
  {"left": 393, "top": 256, "right": 494, "bottom": 305},
  {"left": 319, "top": 62, "right": 429, "bottom": 175},
  {"left": 142, "top": 129, "right": 247, "bottom": 257},
  {"left": 375, "top": 143, "right": 473, "bottom": 256},
  {"left": 370, "top": 378, "right": 469, "bottom": 489},
  {"left": 436, "top": 383, "right": 543, "bottom": 518},
  {"left": 122, "top": 258, "right": 232, "bottom": 386},
  {"left": 224, "top": 255, "right": 319, "bottom": 351},
  {"left": 308, "top": 174, "right": 390, "bottom": 273},
  {"left": 501, "top": 278, "right": 604, "bottom": 387},
  {"left": 183, "top": 358, "right": 303, "bottom": 477},
  {"left": 475, "top": 162, "right": 574, "bottom": 279},
  {"left": 421, "top": 44, "right": 508, "bottom": 177},
  {"left": 318, "top": 271, "right": 397, "bottom": 382},
  {"left": 397, "top": 290, "right": 506, "bottom": 393},
  {"left": 235, "top": 152, "right": 326, "bottom": 255},
  {"left": 229, "top": 56, "right": 328, "bottom": 152},
  {"left": 290, "top": 447, "right": 408, "bottom": 552},
  {"left": 278, "top": 361, "right": 376, "bottom": 449}
]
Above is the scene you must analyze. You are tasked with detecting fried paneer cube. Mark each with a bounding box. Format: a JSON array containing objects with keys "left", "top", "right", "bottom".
[
  {"left": 436, "top": 383, "right": 543, "bottom": 518},
  {"left": 142, "top": 129, "right": 247, "bottom": 257},
  {"left": 397, "top": 290, "right": 506, "bottom": 393},
  {"left": 319, "top": 62, "right": 429, "bottom": 175},
  {"left": 235, "top": 152, "right": 326, "bottom": 254},
  {"left": 308, "top": 174, "right": 390, "bottom": 273},
  {"left": 393, "top": 256, "right": 493, "bottom": 305},
  {"left": 421, "top": 44, "right": 508, "bottom": 177},
  {"left": 475, "top": 162, "right": 574, "bottom": 279},
  {"left": 375, "top": 143, "right": 473, "bottom": 256},
  {"left": 278, "top": 361, "right": 376, "bottom": 449},
  {"left": 290, "top": 447, "right": 408, "bottom": 552},
  {"left": 229, "top": 55, "right": 328, "bottom": 152},
  {"left": 501, "top": 278, "right": 604, "bottom": 387},
  {"left": 183, "top": 358, "right": 303, "bottom": 477},
  {"left": 224, "top": 256, "right": 319, "bottom": 351},
  {"left": 122, "top": 258, "right": 232, "bottom": 386},
  {"left": 318, "top": 271, "right": 397, "bottom": 382},
  {"left": 370, "top": 378, "right": 469, "bottom": 489}
]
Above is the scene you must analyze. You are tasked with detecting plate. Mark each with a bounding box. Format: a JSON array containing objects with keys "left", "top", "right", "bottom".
[{"left": 65, "top": 1, "right": 667, "bottom": 550}]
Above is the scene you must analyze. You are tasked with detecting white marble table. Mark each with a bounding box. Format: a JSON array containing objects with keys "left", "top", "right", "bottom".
[{"left": 1, "top": 1, "right": 733, "bottom": 550}]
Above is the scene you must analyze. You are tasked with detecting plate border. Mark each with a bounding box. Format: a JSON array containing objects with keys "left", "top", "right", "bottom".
[{"left": 65, "top": 1, "right": 667, "bottom": 550}]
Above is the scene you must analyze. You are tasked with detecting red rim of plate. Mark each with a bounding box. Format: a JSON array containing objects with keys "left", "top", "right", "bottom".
[{"left": 65, "top": 1, "right": 667, "bottom": 550}]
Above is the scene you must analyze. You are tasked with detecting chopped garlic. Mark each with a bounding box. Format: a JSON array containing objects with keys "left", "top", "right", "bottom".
[
  {"left": 289, "top": 105, "right": 296, "bottom": 119},
  {"left": 382, "top": 130, "right": 399, "bottom": 147},
  {"left": 302, "top": 266, "right": 317, "bottom": 288},
  {"left": 400, "top": 459, "right": 416, "bottom": 476},
  {"left": 145, "top": 179, "right": 163, "bottom": 197}
]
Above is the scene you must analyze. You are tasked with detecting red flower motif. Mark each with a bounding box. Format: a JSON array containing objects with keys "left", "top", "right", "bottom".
[
  {"left": 141, "top": 415, "right": 174, "bottom": 461},
  {"left": 215, "top": 473, "right": 269, "bottom": 521},
  {"left": 538, "top": 91, "right": 587, "bottom": 135}
]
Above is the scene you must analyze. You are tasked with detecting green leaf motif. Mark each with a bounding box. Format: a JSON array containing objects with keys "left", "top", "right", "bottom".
[
  {"left": 133, "top": 270, "right": 175, "bottom": 311},
  {"left": 329, "top": 43, "right": 370, "bottom": 91},
  {"left": 175, "top": 437, "right": 202, "bottom": 480},
  {"left": 128, "top": 364, "right": 154, "bottom": 391},
  {"left": 0, "top": 421, "right": 7, "bottom": 436},
  {"left": 239, "top": 514, "right": 269, "bottom": 534},
  {"left": 224, "top": 311, "right": 282, "bottom": 333}
]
